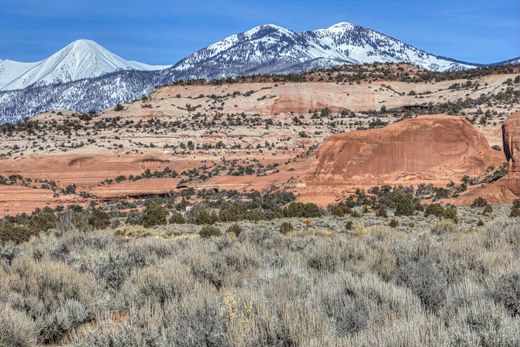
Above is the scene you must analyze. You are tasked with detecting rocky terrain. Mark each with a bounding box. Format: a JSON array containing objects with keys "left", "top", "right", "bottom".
[{"left": 0, "top": 63, "right": 518, "bottom": 215}]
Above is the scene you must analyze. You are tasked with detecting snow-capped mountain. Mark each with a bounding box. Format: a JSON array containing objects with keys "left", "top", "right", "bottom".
[
  {"left": 0, "top": 22, "right": 517, "bottom": 124},
  {"left": 490, "top": 57, "right": 520, "bottom": 66},
  {"left": 0, "top": 39, "right": 168, "bottom": 91},
  {"left": 161, "top": 22, "right": 476, "bottom": 82}
]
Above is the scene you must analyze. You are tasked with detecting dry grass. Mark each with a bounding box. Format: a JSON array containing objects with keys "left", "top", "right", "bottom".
[{"left": 0, "top": 213, "right": 519, "bottom": 346}]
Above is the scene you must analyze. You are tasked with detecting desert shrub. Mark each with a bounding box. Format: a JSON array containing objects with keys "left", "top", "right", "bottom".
[
  {"left": 39, "top": 299, "right": 90, "bottom": 343},
  {"left": 169, "top": 211, "right": 186, "bottom": 224},
  {"left": 279, "top": 222, "right": 293, "bottom": 234},
  {"left": 443, "top": 205, "right": 458, "bottom": 222},
  {"left": 394, "top": 258, "right": 448, "bottom": 311},
  {"left": 431, "top": 219, "right": 459, "bottom": 235},
  {"left": 513, "top": 199, "right": 520, "bottom": 209},
  {"left": 350, "top": 210, "right": 362, "bottom": 218},
  {"left": 29, "top": 211, "right": 57, "bottom": 232},
  {"left": 331, "top": 202, "right": 351, "bottom": 216},
  {"left": 510, "top": 207, "right": 520, "bottom": 218},
  {"left": 424, "top": 204, "right": 445, "bottom": 218},
  {"left": 138, "top": 201, "right": 168, "bottom": 227},
  {"left": 471, "top": 197, "right": 488, "bottom": 208},
  {"left": 477, "top": 219, "right": 485, "bottom": 226},
  {"left": 443, "top": 281, "right": 520, "bottom": 346},
  {"left": 316, "top": 271, "right": 422, "bottom": 336},
  {"left": 375, "top": 205, "right": 388, "bottom": 218},
  {"left": 483, "top": 204, "right": 493, "bottom": 215},
  {"left": 0, "top": 305, "right": 36, "bottom": 347},
  {"left": 187, "top": 205, "right": 220, "bottom": 225},
  {"left": 345, "top": 221, "right": 353, "bottom": 231},
  {"left": 7, "top": 257, "right": 97, "bottom": 343},
  {"left": 490, "top": 272, "right": 520, "bottom": 316},
  {"left": 394, "top": 193, "right": 415, "bottom": 216},
  {"left": 88, "top": 209, "right": 110, "bottom": 229},
  {"left": 283, "top": 202, "right": 322, "bottom": 218},
  {"left": 226, "top": 224, "right": 243, "bottom": 237},
  {"left": 123, "top": 261, "right": 195, "bottom": 306},
  {"left": 307, "top": 250, "right": 338, "bottom": 272},
  {"left": 0, "top": 224, "right": 38, "bottom": 244},
  {"left": 199, "top": 225, "right": 222, "bottom": 238},
  {"left": 389, "top": 219, "right": 399, "bottom": 228}
]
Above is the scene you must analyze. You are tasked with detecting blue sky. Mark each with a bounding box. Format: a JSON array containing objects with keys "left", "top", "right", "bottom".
[{"left": 0, "top": 0, "right": 518, "bottom": 65}]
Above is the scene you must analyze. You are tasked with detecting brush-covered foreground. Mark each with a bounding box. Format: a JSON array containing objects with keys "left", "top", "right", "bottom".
[{"left": 1, "top": 212, "right": 520, "bottom": 346}]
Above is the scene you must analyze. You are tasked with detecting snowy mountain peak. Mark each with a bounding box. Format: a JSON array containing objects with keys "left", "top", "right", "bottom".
[
  {"left": 326, "top": 22, "right": 356, "bottom": 31},
  {"left": 0, "top": 40, "right": 168, "bottom": 91},
  {"left": 243, "top": 24, "right": 296, "bottom": 37}
]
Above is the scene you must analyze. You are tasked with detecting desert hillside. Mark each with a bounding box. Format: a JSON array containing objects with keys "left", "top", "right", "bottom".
[{"left": 0, "top": 63, "right": 519, "bottom": 215}]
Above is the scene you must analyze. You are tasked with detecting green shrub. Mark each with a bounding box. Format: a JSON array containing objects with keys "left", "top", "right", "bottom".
[
  {"left": 477, "top": 219, "right": 484, "bottom": 226},
  {"left": 513, "top": 199, "right": 520, "bottom": 209},
  {"left": 169, "top": 211, "right": 186, "bottom": 224},
  {"left": 424, "top": 204, "right": 444, "bottom": 218},
  {"left": 442, "top": 205, "right": 458, "bottom": 223},
  {"left": 138, "top": 202, "right": 168, "bottom": 227},
  {"left": 350, "top": 210, "right": 362, "bottom": 218},
  {"left": 331, "top": 202, "right": 351, "bottom": 217},
  {"left": 510, "top": 207, "right": 520, "bottom": 218},
  {"left": 0, "top": 224, "right": 38, "bottom": 244},
  {"left": 345, "top": 221, "right": 353, "bottom": 231},
  {"left": 188, "top": 206, "right": 220, "bottom": 225},
  {"left": 431, "top": 219, "right": 459, "bottom": 235},
  {"left": 88, "top": 209, "right": 111, "bottom": 229},
  {"left": 199, "top": 225, "right": 222, "bottom": 238},
  {"left": 394, "top": 194, "right": 415, "bottom": 216},
  {"left": 227, "top": 224, "right": 243, "bottom": 237},
  {"left": 483, "top": 204, "right": 493, "bottom": 215},
  {"left": 279, "top": 222, "right": 293, "bottom": 234},
  {"left": 389, "top": 219, "right": 399, "bottom": 228},
  {"left": 471, "top": 197, "right": 488, "bottom": 208},
  {"left": 376, "top": 206, "right": 388, "bottom": 218},
  {"left": 283, "top": 202, "right": 322, "bottom": 218}
]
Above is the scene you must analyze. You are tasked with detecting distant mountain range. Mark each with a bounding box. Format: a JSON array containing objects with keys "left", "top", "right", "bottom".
[
  {"left": 0, "top": 39, "right": 167, "bottom": 91},
  {"left": 0, "top": 22, "right": 518, "bottom": 124}
]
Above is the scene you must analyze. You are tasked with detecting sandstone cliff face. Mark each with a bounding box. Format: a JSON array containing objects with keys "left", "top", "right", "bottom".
[
  {"left": 304, "top": 115, "right": 503, "bottom": 201},
  {"left": 453, "top": 112, "right": 520, "bottom": 204},
  {"left": 503, "top": 112, "right": 520, "bottom": 174},
  {"left": 310, "top": 115, "right": 501, "bottom": 185}
]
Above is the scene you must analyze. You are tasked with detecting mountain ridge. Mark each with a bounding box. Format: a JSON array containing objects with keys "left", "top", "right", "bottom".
[
  {"left": 0, "top": 22, "right": 518, "bottom": 124},
  {"left": 0, "top": 39, "right": 168, "bottom": 91}
]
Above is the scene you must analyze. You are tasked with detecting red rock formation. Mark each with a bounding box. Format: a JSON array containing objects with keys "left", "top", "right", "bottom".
[
  {"left": 503, "top": 113, "right": 520, "bottom": 173},
  {"left": 455, "top": 112, "right": 520, "bottom": 204},
  {"left": 304, "top": 115, "right": 503, "bottom": 202}
]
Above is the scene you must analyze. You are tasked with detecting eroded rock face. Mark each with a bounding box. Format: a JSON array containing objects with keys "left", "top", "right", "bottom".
[
  {"left": 305, "top": 115, "right": 503, "bottom": 200},
  {"left": 453, "top": 112, "right": 520, "bottom": 204},
  {"left": 503, "top": 112, "right": 520, "bottom": 174}
]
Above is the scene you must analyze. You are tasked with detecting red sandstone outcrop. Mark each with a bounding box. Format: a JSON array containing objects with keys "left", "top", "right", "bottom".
[
  {"left": 455, "top": 112, "right": 520, "bottom": 204},
  {"left": 303, "top": 115, "right": 503, "bottom": 202}
]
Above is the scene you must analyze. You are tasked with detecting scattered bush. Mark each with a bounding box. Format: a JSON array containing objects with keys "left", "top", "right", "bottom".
[
  {"left": 431, "top": 219, "right": 459, "bottom": 235},
  {"left": 471, "top": 197, "right": 488, "bottom": 208},
  {"left": 226, "top": 224, "right": 243, "bottom": 237},
  {"left": 0, "top": 305, "right": 37, "bottom": 347},
  {"left": 279, "top": 222, "right": 293, "bottom": 234},
  {"left": 88, "top": 209, "right": 110, "bottom": 229},
  {"left": 490, "top": 272, "right": 520, "bottom": 316},
  {"left": 138, "top": 202, "right": 168, "bottom": 227},
  {"left": 169, "top": 211, "right": 186, "bottom": 224},
  {"left": 394, "top": 194, "right": 415, "bottom": 216},
  {"left": 389, "top": 219, "right": 399, "bottom": 228},
  {"left": 199, "top": 225, "right": 222, "bottom": 238},
  {"left": 510, "top": 207, "right": 520, "bottom": 218}
]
